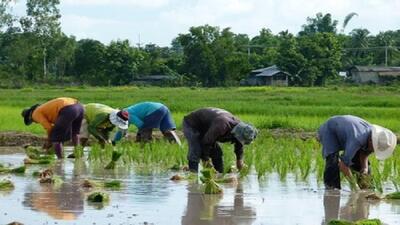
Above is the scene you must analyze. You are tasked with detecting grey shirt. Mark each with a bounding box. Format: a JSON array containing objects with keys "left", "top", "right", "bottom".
[{"left": 318, "top": 115, "right": 372, "bottom": 166}]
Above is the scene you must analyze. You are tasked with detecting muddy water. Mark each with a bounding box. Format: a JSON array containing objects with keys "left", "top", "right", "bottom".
[{"left": 1, "top": 147, "right": 400, "bottom": 225}]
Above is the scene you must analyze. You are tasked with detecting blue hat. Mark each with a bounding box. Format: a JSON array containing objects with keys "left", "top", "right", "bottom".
[{"left": 231, "top": 122, "right": 258, "bottom": 145}]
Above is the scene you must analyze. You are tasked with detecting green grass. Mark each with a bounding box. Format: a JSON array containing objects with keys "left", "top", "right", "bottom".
[
  {"left": 2, "top": 86, "right": 400, "bottom": 190},
  {"left": 2, "top": 86, "right": 400, "bottom": 134}
]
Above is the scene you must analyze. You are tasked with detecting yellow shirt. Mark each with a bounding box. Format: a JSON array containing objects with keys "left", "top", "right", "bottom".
[{"left": 32, "top": 97, "right": 78, "bottom": 134}]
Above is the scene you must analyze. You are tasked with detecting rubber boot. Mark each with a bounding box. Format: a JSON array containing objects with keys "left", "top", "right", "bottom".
[
  {"left": 53, "top": 142, "right": 63, "bottom": 159},
  {"left": 162, "top": 130, "right": 182, "bottom": 146}
]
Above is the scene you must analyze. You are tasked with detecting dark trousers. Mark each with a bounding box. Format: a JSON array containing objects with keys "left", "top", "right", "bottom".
[
  {"left": 183, "top": 121, "right": 224, "bottom": 173},
  {"left": 324, "top": 151, "right": 370, "bottom": 189},
  {"left": 50, "top": 103, "right": 84, "bottom": 142}
]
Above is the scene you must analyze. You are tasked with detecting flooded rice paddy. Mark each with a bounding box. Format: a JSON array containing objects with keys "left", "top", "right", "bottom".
[{"left": 1, "top": 147, "right": 400, "bottom": 225}]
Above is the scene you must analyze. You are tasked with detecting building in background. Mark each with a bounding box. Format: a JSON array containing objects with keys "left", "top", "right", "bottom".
[
  {"left": 241, "top": 65, "right": 289, "bottom": 86},
  {"left": 349, "top": 66, "right": 400, "bottom": 84}
]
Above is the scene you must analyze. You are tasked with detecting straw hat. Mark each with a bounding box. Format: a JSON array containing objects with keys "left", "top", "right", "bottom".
[
  {"left": 371, "top": 124, "right": 397, "bottom": 160},
  {"left": 109, "top": 110, "right": 129, "bottom": 130}
]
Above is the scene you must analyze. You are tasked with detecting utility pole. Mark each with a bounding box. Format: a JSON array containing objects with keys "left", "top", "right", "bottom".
[
  {"left": 137, "top": 34, "right": 143, "bottom": 49},
  {"left": 385, "top": 44, "right": 388, "bottom": 66}
]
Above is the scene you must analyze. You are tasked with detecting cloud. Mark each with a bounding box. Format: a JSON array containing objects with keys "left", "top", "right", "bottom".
[{"left": 62, "top": 0, "right": 170, "bottom": 8}]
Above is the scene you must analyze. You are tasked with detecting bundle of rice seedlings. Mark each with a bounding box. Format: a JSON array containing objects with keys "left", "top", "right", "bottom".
[
  {"left": 10, "top": 166, "right": 25, "bottom": 174},
  {"left": 103, "top": 180, "right": 122, "bottom": 189},
  {"left": 0, "top": 166, "right": 25, "bottom": 174},
  {"left": 104, "top": 151, "right": 122, "bottom": 169},
  {"left": 385, "top": 192, "right": 400, "bottom": 199},
  {"left": 25, "top": 146, "right": 42, "bottom": 159},
  {"left": 87, "top": 191, "right": 110, "bottom": 203},
  {"left": 24, "top": 158, "right": 52, "bottom": 165},
  {"left": 0, "top": 179, "right": 14, "bottom": 190},
  {"left": 329, "top": 218, "right": 382, "bottom": 225},
  {"left": 72, "top": 146, "right": 84, "bottom": 159},
  {"left": 355, "top": 172, "right": 374, "bottom": 190},
  {"left": 200, "top": 168, "right": 222, "bottom": 194}
]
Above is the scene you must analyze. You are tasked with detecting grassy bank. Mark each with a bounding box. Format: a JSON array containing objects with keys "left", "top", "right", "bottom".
[{"left": 1, "top": 86, "right": 400, "bottom": 134}]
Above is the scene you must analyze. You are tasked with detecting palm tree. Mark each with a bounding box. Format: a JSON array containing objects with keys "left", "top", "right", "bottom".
[{"left": 341, "top": 12, "right": 358, "bottom": 33}]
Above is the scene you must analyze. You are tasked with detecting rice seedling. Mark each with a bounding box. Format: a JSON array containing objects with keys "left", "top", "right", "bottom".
[
  {"left": 385, "top": 192, "right": 400, "bottom": 199},
  {"left": 328, "top": 218, "right": 382, "bottom": 225},
  {"left": 10, "top": 166, "right": 25, "bottom": 174},
  {"left": 0, "top": 179, "right": 14, "bottom": 190},
  {"left": 103, "top": 180, "right": 122, "bottom": 189},
  {"left": 200, "top": 168, "right": 223, "bottom": 194},
  {"left": 87, "top": 191, "right": 110, "bottom": 203},
  {"left": 104, "top": 150, "right": 122, "bottom": 169}
]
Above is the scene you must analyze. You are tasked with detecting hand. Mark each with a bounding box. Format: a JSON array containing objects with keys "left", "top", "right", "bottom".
[
  {"left": 202, "top": 159, "right": 213, "bottom": 168},
  {"left": 236, "top": 159, "right": 245, "bottom": 170},
  {"left": 42, "top": 140, "right": 52, "bottom": 150},
  {"left": 360, "top": 168, "right": 368, "bottom": 175}
]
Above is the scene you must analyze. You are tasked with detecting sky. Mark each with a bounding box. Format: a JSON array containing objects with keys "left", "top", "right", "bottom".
[{"left": 11, "top": 0, "right": 400, "bottom": 47}]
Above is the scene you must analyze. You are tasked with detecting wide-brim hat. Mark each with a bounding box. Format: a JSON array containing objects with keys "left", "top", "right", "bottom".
[
  {"left": 231, "top": 122, "right": 258, "bottom": 145},
  {"left": 21, "top": 104, "right": 40, "bottom": 125},
  {"left": 109, "top": 110, "right": 129, "bottom": 130},
  {"left": 371, "top": 124, "right": 397, "bottom": 160}
]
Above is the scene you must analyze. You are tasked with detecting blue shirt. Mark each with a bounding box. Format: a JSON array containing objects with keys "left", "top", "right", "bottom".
[
  {"left": 113, "top": 102, "right": 164, "bottom": 142},
  {"left": 318, "top": 115, "right": 372, "bottom": 166}
]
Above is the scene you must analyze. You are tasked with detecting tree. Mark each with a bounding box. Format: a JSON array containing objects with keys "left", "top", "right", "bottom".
[
  {"left": 104, "top": 40, "right": 143, "bottom": 85},
  {"left": 276, "top": 31, "right": 306, "bottom": 85},
  {"left": 74, "top": 39, "right": 106, "bottom": 85},
  {"left": 299, "top": 13, "right": 338, "bottom": 36},
  {"left": 0, "top": 0, "right": 14, "bottom": 30},
  {"left": 20, "top": 0, "right": 61, "bottom": 79},
  {"left": 342, "top": 12, "right": 358, "bottom": 33}
]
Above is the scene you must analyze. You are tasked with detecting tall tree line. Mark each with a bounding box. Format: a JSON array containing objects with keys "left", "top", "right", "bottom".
[{"left": 1, "top": 1, "right": 400, "bottom": 87}]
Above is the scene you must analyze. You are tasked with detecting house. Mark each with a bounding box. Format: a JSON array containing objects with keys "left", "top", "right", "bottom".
[
  {"left": 132, "top": 75, "right": 176, "bottom": 86},
  {"left": 349, "top": 66, "right": 400, "bottom": 84},
  {"left": 241, "top": 65, "right": 289, "bottom": 86}
]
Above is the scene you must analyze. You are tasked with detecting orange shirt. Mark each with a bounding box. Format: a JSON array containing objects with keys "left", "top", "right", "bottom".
[{"left": 32, "top": 97, "right": 78, "bottom": 134}]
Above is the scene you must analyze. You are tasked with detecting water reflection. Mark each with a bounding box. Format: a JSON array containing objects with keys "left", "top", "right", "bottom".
[
  {"left": 182, "top": 183, "right": 256, "bottom": 225},
  {"left": 23, "top": 160, "right": 85, "bottom": 220},
  {"left": 322, "top": 190, "right": 371, "bottom": 224}
]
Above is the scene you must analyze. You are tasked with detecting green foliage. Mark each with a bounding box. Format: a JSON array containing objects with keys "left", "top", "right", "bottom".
[{"left": 329, "top": 219, "right": 382, "bottom": 225}]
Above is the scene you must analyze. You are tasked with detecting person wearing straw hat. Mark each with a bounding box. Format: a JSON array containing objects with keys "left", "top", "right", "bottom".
[
  {"left": 112, "top": 101, "right": 181, "bottom": 145},
  {"left": 21, "top": 97, "right": 84, "bottom": 159},
  {"left": 183, "top": 107, "right": 258, "bottom": 173},
  {"left": 79, "top": 103, "right": 129, "bottom": 147},
  {"left": 318, "top": 115, "right": 397, "bottom": 190}
]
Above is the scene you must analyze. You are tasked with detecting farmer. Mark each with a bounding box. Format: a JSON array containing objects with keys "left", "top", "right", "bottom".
[
  {"left": 21, "top": 97, "right": 84, "bottom": 159},
  {"left": 318, "top": 115, "right": 397, "bottom": 189},
  {"left": 80, "top": 103, "right": 129, "bottom": 147},
  {"left": 183, "top": 107, "right": 258, "bottom": 173},
  {"left": 112, "top": 101, "right": 181, "bottom": 145}
]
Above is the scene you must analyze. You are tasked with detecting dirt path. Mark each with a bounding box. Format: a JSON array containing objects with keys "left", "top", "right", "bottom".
[{"left": 0, "top": 129, "right": 317, "bottom": 147}]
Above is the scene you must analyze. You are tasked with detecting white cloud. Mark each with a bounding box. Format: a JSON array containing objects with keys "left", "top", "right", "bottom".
[{"left": 62, "top": 0, "right": 170, "bottom": 8}]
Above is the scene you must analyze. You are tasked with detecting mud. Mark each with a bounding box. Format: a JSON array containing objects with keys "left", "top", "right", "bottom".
[{"left": 0, "top": 129, "right": 316, "bottom": 146}]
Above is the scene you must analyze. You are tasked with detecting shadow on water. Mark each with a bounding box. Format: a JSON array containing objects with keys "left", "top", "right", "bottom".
[
  {"left": 1, "top": 147, "right": 400, "bottom": 225},
  {"left": 22, "top": 161, "right": 85, "bottom": 220},
  {"left": 182, "top": 183, "right": 256, "bottom": 225}
]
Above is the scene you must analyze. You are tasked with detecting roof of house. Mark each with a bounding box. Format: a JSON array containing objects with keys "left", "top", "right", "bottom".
[
  {"left": 350, "top": 66, "right": 400, "bottom": 77},
  {"left": 251, "top": 65, "right": 290, "bottom": 77}
]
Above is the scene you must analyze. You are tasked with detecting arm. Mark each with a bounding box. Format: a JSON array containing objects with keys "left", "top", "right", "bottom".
[
  {"left": 88, "top": 114, "right": 109, "bottom": 142},
  {"left": 234, "top": 141, "right": 244, "bottom": 169},
  {"left": 359, "top": 151, "right": 371, "bottom": 174},
  {"left": 113, "top": 128, "right": 127, "bottom": 143}
]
